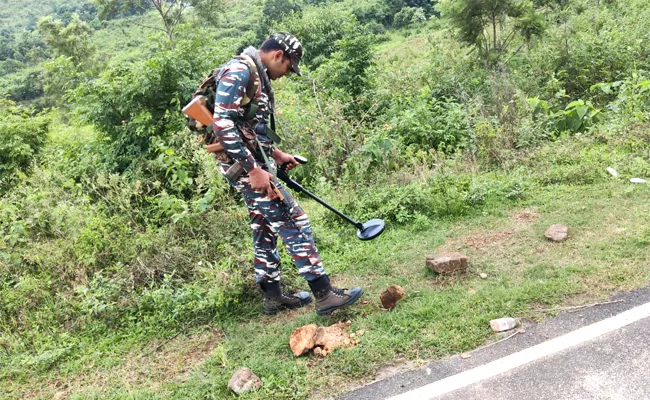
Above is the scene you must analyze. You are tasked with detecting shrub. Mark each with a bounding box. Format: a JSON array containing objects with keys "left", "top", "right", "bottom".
[
  {"left": 333, "top": 173, "right": 476, "bottom": 226},
  {"left": 278, "top": 3, "right": 367, "bottom": 69},
  {"left": 0, "top": 99, "right": 49, "bottom": 192},
  {"left": 71, "top": 32, "right": 234, "bottom": 172},
  {"left": 393, "top": 7, "right": 426, "bottom": 29},
  {"left": 384, "top": 90, "right": 472, "bottom": 151}
]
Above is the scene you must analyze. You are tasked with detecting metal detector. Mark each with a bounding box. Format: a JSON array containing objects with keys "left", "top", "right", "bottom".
[{"left": 277, "top": 156, "right": 385, "bottom": 241}]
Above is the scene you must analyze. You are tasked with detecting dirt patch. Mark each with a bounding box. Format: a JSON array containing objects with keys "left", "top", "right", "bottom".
[
  {"left": 439, "top": 231, "right": 514, "bottom": 252},
  {"left": 437, "top": 209, "right": 540, "bottom": 253},
  {"left": 27, "top": 328, "right": 224, "bottom": 399},
  {"left": 514, "top": 210, "right": 539, "bottom": 224}
]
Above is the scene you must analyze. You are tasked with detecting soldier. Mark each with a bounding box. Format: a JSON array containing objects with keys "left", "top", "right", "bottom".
[{"left": 210, "top": 32, "right": 363, "bottom": 315}]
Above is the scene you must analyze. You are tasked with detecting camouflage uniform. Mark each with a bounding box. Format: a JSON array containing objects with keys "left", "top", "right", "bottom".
[{"left": 211, "top": 51, "right": 326, "bottom": 285}]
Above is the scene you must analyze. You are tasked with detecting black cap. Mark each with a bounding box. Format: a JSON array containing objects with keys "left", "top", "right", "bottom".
[{"left": 269, "top": 32, "right": 303, "bottom": 76}]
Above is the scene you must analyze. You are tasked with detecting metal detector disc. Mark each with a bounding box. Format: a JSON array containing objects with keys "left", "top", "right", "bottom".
[{"left": 356, "top": 219, "right": 385, "bottom": 241}]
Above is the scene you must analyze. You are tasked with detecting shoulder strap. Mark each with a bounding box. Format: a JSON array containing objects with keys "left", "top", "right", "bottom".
[{"left": 235, "top": 54, "right": 260, "bottom": 106}]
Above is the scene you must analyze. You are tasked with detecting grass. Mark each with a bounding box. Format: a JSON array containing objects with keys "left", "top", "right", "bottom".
[{"left": 5, "top": 165, "right": 650, "bottom": 399}]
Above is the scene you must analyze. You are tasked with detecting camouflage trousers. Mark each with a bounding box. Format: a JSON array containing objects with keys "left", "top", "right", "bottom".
[{"left": 221, "top": 165, "right": 327, "bottom": 284}]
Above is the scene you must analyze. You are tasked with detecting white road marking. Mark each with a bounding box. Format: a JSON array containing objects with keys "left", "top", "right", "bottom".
[{"left": 388, "top": 301, "right": 650, "bottom": 400}]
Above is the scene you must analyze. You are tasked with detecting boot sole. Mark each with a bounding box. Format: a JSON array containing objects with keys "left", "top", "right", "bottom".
[
  {"left": 316, "top": 288, "right": 364, "bottom": 316},
  {"left": 263, "top": 296, "right": 313, "bottom": 315}
]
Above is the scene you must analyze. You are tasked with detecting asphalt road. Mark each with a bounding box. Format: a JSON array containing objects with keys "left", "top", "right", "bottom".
[{"left": 337, "top": 287, "right": 650, "bottom": 400}]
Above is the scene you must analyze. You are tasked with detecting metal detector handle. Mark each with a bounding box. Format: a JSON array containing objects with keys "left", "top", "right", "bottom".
[
  {"left": 277, "top": 158, "right": 364, "bottom": 230},
  {"left": 277, "top": 155, "right": 308, "bottom": 191},
  {"left": 280, "top": 155, "right": 308, "bottom": 170}
]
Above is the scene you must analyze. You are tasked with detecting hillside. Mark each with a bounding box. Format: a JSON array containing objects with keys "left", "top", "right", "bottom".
[{"left": 1, "top": 0, "right": 650, "bottom": 398}]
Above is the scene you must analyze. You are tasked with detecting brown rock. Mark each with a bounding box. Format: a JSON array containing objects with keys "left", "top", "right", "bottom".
[
  {"left": 545, "top": 224, "right": 569, "bottom": 242},
  {"left": 380, "top": 285, "right": 405, "bottom": 310},
  {"left": 289, "top": 324, "right": 318, "bottom": 357},
  {"left": 313, "top": 321, "right": 353, "bottom": 355},
  {"left": 426, "top": 253, "right": 468, "bottom": 274},
  {"left": 227, "top": 367, "right": 262, "bottom": 394}
]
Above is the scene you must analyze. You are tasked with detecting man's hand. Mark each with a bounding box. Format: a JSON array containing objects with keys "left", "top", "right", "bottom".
[
  {"left": 248, "top": 167, "right": 277, "bottom": 199},
  {"left": 271, "top": 149, "right": 298, "bottom": 171}
]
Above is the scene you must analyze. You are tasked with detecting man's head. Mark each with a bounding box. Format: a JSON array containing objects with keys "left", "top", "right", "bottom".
[{"left": 259, "top": 32, "right": 303, "bottom": 80}]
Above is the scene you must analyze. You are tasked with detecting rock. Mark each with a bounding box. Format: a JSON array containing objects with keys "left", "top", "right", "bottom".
[
  {"left": 289, "top": 324, "right": 318, "bottom": 357},
  {"left": 289, "top": 322, "right": 355, "bottom": 358},
  {"left": 490, "top": 318, "right": 518, "bottom": 332},
  {"left": 479, "top": 273, "right": 488, "bottom": 279},
  {"left": 314, "top": 321, "right": 353, "bottom": 355},
  {"left": 228, "top": 367, "right": 262, "bottom": 394},
  {"left": 545, "top": 224, "right": 569, "bottom": 242},
  {"left": 460, "top": 353, "right": 472, "bottom": 359},
  {"left": 380, "top": 285, "right": 405, "bottom": 310},
  {"left": 426, "top": 253, "right": 468, "bottom": 274}
]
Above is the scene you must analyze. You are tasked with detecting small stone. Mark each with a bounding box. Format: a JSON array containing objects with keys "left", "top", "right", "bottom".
[
  {"left": 460, "top": 353, "right": 472, "bottom": 359},
  {"left": 479, "top": 273, "right": 488, "bottom": 279},
  {"left": 228, "top": 367, "right": 262, "bottom": 394},
  {"left": 545, "top": 224, "right": 569, "bottom": 242},
  {"left": 490, "top": 318, "right": 518, "bottom": 332},
  {"left": 380, "top": 285, "right": 405, "bottom": 310},
  {"left": 289, "top": 324, "right": 318, "bottom": 357},
  {"left": 426, "top": 253, "right": 468, "bottom": 274},
  {"left": 356, "top": 330, "right": 365, "bottom": 336}
]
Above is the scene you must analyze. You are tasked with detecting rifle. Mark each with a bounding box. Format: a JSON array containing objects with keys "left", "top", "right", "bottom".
[
  {"left": 182, "top": 97, "right": 225, "bottom": 154},
  {"left": 182, "top": 97, "right": 284, "bottom": 200}
]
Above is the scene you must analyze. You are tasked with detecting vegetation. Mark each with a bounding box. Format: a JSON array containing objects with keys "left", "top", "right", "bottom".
[{"left": 1, "top": 0, "right": 650, "bottom": 398}]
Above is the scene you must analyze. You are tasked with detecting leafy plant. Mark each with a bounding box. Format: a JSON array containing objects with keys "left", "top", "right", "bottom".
[
  {"left": 551, "top": 99, "right": 601, "bottom": 133},
  {"left": 0, "top": 99, "right": 49, "bottom": 191}
]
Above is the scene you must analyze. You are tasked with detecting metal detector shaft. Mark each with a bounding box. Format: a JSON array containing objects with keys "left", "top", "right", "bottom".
[{"left": 276, "top": 170, "right": 363, "bottom": 230}]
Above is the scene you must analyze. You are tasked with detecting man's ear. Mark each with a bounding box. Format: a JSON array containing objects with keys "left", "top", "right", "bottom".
[{"left": 273, "top": 50, "right": 284, "bottom": 62}]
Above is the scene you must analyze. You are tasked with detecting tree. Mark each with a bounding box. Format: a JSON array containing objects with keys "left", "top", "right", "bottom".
[
  {"left": 439, "top": 0, "right": 545, "bottom": 67},
  {"left": 262, "top": 0, "right": 302, "bottom": 28},
  {"left": 393, "top": 6, "right": 427, "bottom": 28},
  {"left": 37, "top": 13, "right": 95, "bottom": 64},
  {"left": 37, "top": 14, "right": 96, "bottom": 104},
  {"left": 94, "top": 0, "right": 225, "bottom": 44},
  {"left": 279, "top": 4, "right": 365, "bottom": 69}
]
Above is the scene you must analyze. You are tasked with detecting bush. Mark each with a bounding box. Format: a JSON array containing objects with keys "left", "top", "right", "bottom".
[
  {"left": 71, "top": 32, "right": 234, "bottom": 172},
  {"left": 0, "top": 99, "right": 49, "bottom": 192},
  {"left": 393, "top": 7, "right": 426, "bottom": 29},
  {"left": 279, "top": 3, "right": 367, "bottom": 69},
  {"left": 334, "top": 174, "right": 477, "bottom": 225},
  {"left": 313, "top": 35, "right": 375, "bottom": 100},
  {"left": 383, "top": 89, "right": 472, "bottom": 151}
]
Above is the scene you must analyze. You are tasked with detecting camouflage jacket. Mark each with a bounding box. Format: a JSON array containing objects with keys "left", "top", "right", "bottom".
[{"left": 212, "top": 54, "right": 275, "bottom": 173}]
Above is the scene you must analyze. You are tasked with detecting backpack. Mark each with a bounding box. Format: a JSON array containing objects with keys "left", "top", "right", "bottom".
[{"left": 187, "top": 54, "right": 260, "bottom": 144}]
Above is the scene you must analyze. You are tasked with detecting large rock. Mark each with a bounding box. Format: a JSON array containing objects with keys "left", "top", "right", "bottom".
[
  {"left": 289, "top": 324, "right": 318, "bottom": 357},
  {"left": 228, "top": 367, "right": 262, "bottom": 394},
  {"left": 545, "top": 224, "right": 569, "bottom": 242},
  {"left": 313, "top": 321, "right": 353, "bottom": 357},
  {"left": 426, "top": 253, "right": 468, "bottom": 274},
  {"left": 380, "top": 285, "right": 405, "bottom": 310}
]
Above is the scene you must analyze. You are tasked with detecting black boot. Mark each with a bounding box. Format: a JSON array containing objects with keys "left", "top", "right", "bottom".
[
  {"left": 308, "top": 275, "right": 363, "bottom": 316},
  {"left": 260, "top": 281, "right": 312, "bottom": 315}
]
